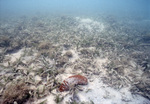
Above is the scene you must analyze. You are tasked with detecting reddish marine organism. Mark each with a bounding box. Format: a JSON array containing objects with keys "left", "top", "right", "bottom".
[{"left": 59, "top": 75, "right": 88, "bottom": 92}]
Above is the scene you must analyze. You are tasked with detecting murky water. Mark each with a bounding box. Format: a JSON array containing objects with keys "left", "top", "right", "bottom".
[{"left": 0, "top": 0, "right": 150, "bottom": 104}]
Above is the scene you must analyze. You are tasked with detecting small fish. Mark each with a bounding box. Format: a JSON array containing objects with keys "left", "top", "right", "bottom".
[{"left": 59, "top": 75, "right": 88, "bottom": 92}]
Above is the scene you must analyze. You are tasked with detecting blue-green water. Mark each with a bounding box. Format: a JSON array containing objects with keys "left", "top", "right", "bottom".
[
  {"left": 0, "top": 1, "right": 150, "bottom": 103},
  {"left": 0, "top": 0, "right": 150, "bottom": 19}
]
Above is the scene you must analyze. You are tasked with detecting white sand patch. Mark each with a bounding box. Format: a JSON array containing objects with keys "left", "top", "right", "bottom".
[
  {"left": 70, "top": 50, "right": 79, "bottom": 63},
  {"left": 56, "top": 73, "right": 73, "bottom": 83},
  {"left": 22, "top": 56, "right": 35, "bottom": 64},
  {"left": 34, "top": 75, "right": 42, "bottom": 84},
  {"left": 76, "top": 17, "right": 105, "bottom": 32},
  {"left": 2, "top": 49, "right": 24, "bottom": 67},
  {"left": 95, "top": 58, "right": 109, "bottom": 67},
  {"left": 61, "top": 76, "right": 150, "bottom": 104},
  {"left": 9, "top": 49, "right": 24, "bottom": 62},
  {"left": 94, "top": 58, "right": 109, "bottom": 75},
  {"left": 2, "top": 61, "right": 9, "bottom": 67},
  {"left": 21, "top": 49, "right": 38, "bottom": 64},
  {"left": 43, "top": 95, "right": 55, "bottom": 104},
  {"left": 64, "top": 66, "right": 82, "bottom": 74},
  {"left": 64, "top": 67, "right": 74, "bottom": 74},
  {"left": 88, "top": 47, "right": 96, "bottom": 50}
]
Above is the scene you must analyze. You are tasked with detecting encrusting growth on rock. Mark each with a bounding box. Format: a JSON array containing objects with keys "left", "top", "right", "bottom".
[{"left": 59, "top": 75, "right": 88, "bottom": 92}]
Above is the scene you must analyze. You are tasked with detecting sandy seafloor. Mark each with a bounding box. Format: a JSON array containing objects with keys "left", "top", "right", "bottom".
[{"left": 0, "top": 14, "right": 150, "bottom": 104}]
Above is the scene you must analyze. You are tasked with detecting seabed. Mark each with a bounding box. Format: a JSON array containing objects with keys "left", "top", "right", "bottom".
[{"left": 0, "top": 14, "right": 150, "bottom": 104}]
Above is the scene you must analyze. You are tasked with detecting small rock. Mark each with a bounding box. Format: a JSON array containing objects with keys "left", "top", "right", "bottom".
[{"left": 64, "top": 51, "right": 73, "bottom": 58}]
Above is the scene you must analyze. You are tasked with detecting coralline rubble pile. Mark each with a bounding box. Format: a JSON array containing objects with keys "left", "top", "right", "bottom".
[{"left": 0, "top": 14, "right": 149, "bottom": 104}]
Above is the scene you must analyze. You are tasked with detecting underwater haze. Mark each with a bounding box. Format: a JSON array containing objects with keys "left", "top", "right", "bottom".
[
  {"left": 0, "top": 0, "right": 150, "bottom": 104},
  {"left": 0, "top": 0, "right": 150, "bottom": 19}
]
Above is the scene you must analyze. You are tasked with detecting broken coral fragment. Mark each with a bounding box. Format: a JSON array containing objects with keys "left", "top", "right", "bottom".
[{"left": 59, "top": 75, "right": 88, "bottom": 92}]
